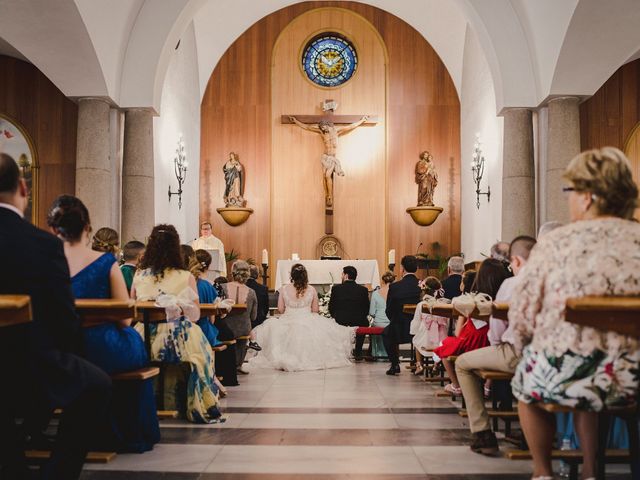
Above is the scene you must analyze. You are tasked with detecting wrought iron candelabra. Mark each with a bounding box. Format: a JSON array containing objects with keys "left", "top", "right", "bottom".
[
  {"left": 471, "top": 134, "right": 490, "bottom": 209},
  {"left": 168, "top": 135, "right": 188, "bottom": 209}
]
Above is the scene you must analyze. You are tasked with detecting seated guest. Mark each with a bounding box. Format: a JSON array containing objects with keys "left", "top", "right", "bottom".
[
  {"left": 220, "top": 261, "right": 257, "bottom": 375},
  {"left": 455, "top": 235, "right": 536, "bottom": 455},
  {"left": 247, "top": 265, "right": 269, "bottom": 328},
  {"left": 92, "top": 226, "right": 120, "bottom": 257},
  {"left": 489, "top": 241, "right": 510, "bottom": 263},
  {"left": 0, "top": 154, "right": 111, "bottom": 480},
  {"left": 510, "top": 148, "right": 640, "bottom": 480},
  {"left": 368, "top": 271, "right": 396, "bottom": 359},
  {"left": 434, "top": 258, "right": 510, "bottom": 395},
  {"left": 47, "top": 195, "right": 159, "bottom": 453},
  {"left": 460, "top": 269, "right": 476, "bottom": 294},
  {"left": 191, "top": 249, "right": 220, "bottom": 348},
  {"left": 441, "top": 256, "right": 464, "bottom": 299},
  {"left": 131, "top": 224, "right": 223, "bottom": 423},
  {"left": 190, "top": 249, "right": 228, "bottom": 397},
  {"left": 121, "top": 240, "right": 145, "bottom": 293},
  {"left": 329, "top": 266, "right": 370, "bottom": 360},
  {"left": 214, "top": 275, "right": 228, "bottom": 299},
  {"left": 383, "top": 255, "right": 421, "bottom": 375},
  {"left": 246, "top": 265, "right": 267, "bottom": 351},
  {"left": 412, "top": 276, "right": 449, "bottom": 375}
]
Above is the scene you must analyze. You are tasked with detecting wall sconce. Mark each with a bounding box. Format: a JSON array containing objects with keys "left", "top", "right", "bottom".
[
  {"left": 168, "top": 135, "right": 188, "bottom": 209},
  {"left": 471, "top": 133, "right": 490, "bottom": 209}
]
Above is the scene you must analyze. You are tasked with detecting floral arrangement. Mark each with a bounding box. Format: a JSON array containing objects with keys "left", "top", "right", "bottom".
[{"left": 318, "top": 286, "right": 332, "bottom": 318}]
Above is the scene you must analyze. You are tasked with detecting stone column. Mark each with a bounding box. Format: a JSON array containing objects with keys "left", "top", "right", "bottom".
[
  {"left": 122, "top": 109, "right": 154, "bottom": 243},
  {"left": 76, "top": 98, "right": 112, "bottom": 229},
  {"left": 546, "top": 97, "right": 580, "bottom": 223},
  {"left": 502, "top": 108, "right": 535, "bottom": 240}
]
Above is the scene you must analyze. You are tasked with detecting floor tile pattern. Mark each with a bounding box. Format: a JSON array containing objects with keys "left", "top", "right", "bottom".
[{"left": 81, "top": 362, "right": 631, "bottom": 479}]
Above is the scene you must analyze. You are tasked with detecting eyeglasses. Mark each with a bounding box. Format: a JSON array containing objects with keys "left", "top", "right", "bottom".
[{"left": 562, "top": 186, "right": 598, "bottom": 201}]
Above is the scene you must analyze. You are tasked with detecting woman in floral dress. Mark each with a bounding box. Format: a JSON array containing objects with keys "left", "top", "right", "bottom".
[
  {"left": 510, "top": 147, "right": 640, "bottom": 480},
  {"left": 132, "top": 224, "right": 223, "bottom": 424}
]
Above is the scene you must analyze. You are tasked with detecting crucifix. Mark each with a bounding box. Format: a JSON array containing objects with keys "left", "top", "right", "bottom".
[{"left": 282, "top": 100, "right": 378, "bottom": 234}]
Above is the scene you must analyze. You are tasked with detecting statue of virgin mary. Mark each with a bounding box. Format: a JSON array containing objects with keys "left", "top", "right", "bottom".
[{"left": 223, "top": 152, "right": 246, "bottom": 207}]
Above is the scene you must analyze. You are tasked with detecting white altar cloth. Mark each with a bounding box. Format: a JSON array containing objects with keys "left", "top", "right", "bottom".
[{"left": 275, "top": 259, "right": 380, "bottom": 290}]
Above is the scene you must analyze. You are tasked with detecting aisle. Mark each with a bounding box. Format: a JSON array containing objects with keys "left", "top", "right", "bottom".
[{"left": 80, "top": 362, "right": 542, "bottom": 479}]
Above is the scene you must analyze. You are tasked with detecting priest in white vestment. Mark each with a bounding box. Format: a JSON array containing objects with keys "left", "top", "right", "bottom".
[{"left": 191, "top": 221, "right": 227, "bottom": 279}]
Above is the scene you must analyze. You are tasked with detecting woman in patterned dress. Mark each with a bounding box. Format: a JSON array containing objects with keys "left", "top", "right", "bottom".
[
  {"left": 510, "top": 147, "right": 640, "bottom": 480},
  {"left": 131, "top": 224, "right": 223, "bottom": 424}
]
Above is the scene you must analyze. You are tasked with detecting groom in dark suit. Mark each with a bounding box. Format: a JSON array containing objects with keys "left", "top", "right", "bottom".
[
  {"left": 383, "top": 255, "right": 421, "bottom": 375},
  {"left": 0, "top": 153, "right": 111, "bottom": 480},
  {"left": 328, "top": 266, "right": 370, "bottom": 360}
]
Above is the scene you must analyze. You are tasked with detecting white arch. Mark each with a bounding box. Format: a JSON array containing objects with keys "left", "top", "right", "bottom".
[
  {"left": 192, "top": 0, "right": 469, "bottom": 103},
  {"left": 453, "top": 0, "right": 538, "bottom": 112},
  {"left": 550, "top": 0, "right": 640, "bottom": 98},
  {"left": 0, "top": 0, "right": 108, "bottom": 98},
  {"left": 118, "top": 0, "right": 207, "bottom": 113}
]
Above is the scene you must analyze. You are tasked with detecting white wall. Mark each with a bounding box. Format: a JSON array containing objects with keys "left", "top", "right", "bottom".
[
  {"left": 460, "top": 25, "right": 504, "bottom": 261},
  {"left": 153, "top": 22, "right": 201, "bottom": 244}
]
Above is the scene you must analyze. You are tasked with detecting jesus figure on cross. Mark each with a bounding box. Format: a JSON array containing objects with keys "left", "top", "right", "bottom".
[{"left": 288, "top": 114, "right": 369, "bottom": 207}]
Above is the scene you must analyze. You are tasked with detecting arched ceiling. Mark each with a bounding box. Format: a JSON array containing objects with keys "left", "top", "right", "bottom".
[
  {"left": 0, "top": 0, "right": 108, "bottom": 98},
  {"left": 550, "top": 0, "right": 640, "bottom": 98},
  {"left": 2, "top": 0, "right": 640, "bottom": 114},
  {"left": 192, "top": 0, "right": 468, "bottom": 104}
]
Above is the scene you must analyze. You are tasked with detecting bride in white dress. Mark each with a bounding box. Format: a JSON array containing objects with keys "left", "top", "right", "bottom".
[{"left": 249, "top": 264, "right": 355, "bottom": 371}]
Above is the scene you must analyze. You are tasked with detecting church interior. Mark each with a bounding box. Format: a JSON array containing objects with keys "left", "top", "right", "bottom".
[{"left": 1, "top": 0, "right": 640, "bottom": 479}]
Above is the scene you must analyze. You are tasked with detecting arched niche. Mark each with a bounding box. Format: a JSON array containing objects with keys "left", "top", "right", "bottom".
[{"left": 623, "top": 123, "right": 640, "bottom": 220}]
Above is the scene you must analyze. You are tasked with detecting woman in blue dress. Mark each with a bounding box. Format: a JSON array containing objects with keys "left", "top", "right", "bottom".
[
  {"left": 47, "top": 195, "right": 160, "bottom": 453},
  {"left": 368, "top": 271, "right": 395, "bottom": 359},
  {"left": 192, "top": 249, "right": 220, "bottom": 346}
]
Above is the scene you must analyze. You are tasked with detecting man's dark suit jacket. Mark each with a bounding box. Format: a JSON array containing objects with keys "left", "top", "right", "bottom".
[
  {"left": 441, "top": 274, "right": 462, "bottom": 300},
  {"left": 0, "top": 207, "right": 98, "bottom": 405},
  {"left": 0, "top": 207, "right": 113, "bottom": 478},
  {"left": 384, "top": 273, "right": 421, "bottom": 343},
  {"left": 247, "top": 278, "right": 269, "bottom": 327},
  {"left": 328, "top": 280, "right": 369, "bottom": 327}
]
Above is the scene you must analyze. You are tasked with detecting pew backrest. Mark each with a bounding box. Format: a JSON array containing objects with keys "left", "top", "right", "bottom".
[
  {"left": 566, "top": 296, "right": 640, "bottom": 338},
  {"left": 0, "top": 295, "right": 32, "bottom": 327}
]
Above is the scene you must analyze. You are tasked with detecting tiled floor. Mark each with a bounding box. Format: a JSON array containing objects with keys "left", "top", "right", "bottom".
[{"left": 81, "top": 362, "right": 632, "bottom": 479}]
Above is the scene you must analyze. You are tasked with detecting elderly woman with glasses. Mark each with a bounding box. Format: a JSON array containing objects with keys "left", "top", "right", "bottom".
[{"left": 509, "top": 147, "right": 640, "bottom": 480}]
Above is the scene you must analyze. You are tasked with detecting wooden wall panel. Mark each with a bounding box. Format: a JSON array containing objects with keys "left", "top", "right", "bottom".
[
  {"left": 200, "top": 2, "right": 460, "bottom": 286},
  {"left": 580, "top": 59, "right": 640, "bottom": 219},
  {"left": 580, "top": 59, "right": 640, "bottom": 151},
  {"left": 0, "top": 55, "right": 77, "bottom": 227},
  {"left": 271, "top": 8, "right": 387, "bottom": 273}
]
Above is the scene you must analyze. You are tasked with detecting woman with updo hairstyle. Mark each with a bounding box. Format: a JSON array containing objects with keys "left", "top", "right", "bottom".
[
  {"left": 218, "top": 260, "right": 257, "bottom": 376},
  {"left": 47, "top": 194, "right": 159, "bottom": 452},
  {"left": 508, "top": 148, "right": 640, "bottom": 479},
  {"left": 131, "top": 224, "right": 223, "bottom": 423},
  {"left": 290, "top": 263, "right": 309, "bottom": 297},
  {"left": 190, "top": 249, "right": 220, "bottom": 349},
  {"left": 368, "top": 271, "right": 396, "bottom": 359},
  {"left": 249, "top": 263, "right": 355, "bottom": 371},
  {"left": 92, "top": 227, "right": 120, "bottom": 257}
]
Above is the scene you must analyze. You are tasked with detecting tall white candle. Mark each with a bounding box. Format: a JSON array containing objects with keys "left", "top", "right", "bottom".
[
  {"left": 262, "top": 249, "right": 269, "bottom": 265},
  {"left": 388, "top": 249, "right": 396, "bottom": 265}
]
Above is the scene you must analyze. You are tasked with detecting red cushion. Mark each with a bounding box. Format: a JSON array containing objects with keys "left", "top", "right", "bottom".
[{"left": 356, "top": 326, "right": 385, "bottom": 335}]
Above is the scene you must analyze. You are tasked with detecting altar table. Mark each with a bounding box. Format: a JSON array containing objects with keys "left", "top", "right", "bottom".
[{"left": 275, "top": 259, "right": 381, "bottom": 290}]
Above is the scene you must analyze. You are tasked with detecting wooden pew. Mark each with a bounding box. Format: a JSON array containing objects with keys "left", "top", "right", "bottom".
[
  {"left": 0, "top": 294, "right": 32, "bottom": 327},
  {"left": 503, "top": 296, "right": 640, "bottom": 479},
  {"left": 566, "top": 295, "right": 640, "bottom": 338}
]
